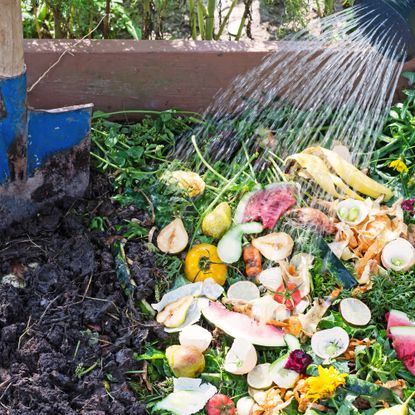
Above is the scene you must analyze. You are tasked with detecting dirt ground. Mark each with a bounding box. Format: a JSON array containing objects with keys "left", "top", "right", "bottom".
[{"left": 0, "top": 173, "right": 162, "bottom": 414}]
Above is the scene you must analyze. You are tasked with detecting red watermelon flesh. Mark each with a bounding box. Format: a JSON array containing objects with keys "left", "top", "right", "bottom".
[
  {"left": 389, "top": 326, "right": 415, "bottom": 375},
  {"left": 202, "top": 301, "right": 285, "bottom": 347},
  {"left": 386, "top": 310, "right": 415, "bottom": 338},
  {"left": 242, "top": 184, "right": 297, "bottom": 230}
]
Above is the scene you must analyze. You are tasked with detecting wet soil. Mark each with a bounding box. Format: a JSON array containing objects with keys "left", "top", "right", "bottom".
[{"left": 0, "top": 174, "right": 161, "bottom": 414}]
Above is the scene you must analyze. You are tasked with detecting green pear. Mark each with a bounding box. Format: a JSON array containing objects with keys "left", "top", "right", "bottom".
[
  {"left": 166, "top": 345, "right": 205, "bottom": 378},
  {"left": 202, "top": 202, "right": 232, "bottom": 239},
  {"left": 374, "top": 391, "right": 415, "bottom": 415},
  {"left": 156, "top": 296, "right": 194, "bottom": 328}
]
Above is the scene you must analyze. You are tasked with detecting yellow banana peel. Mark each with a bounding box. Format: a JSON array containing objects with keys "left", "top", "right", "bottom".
[
  {"left": 286, "top": 153, "right": 343, "bottom": 198},
  {"left": 318, "top": 147, "right": 394, "bottom": 201},
  {"left": 329, "top": 174, "right": 364, "bottom": 201}
]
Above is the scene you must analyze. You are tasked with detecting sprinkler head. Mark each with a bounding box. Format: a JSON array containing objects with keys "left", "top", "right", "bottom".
[{"left": 355, "top": 0, "right": 415, "bottom": 61}]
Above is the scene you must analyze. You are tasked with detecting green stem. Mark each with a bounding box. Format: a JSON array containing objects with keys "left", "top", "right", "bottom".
[
  {"left": 190, "top": 153, "right": 258, "bottom": 245},
  {"left": 216, "top": 0, "right": 237, "bottom": 39},
  {"left": 197, "top": 0, "right": 206, "bottom": 39},
  {"left": 188, "top": 0, "right": 197, "bottom": 40},
  {"left": 205, "top": 0, "right": 216, "bottom": 40},
  {"left": 191, "top": 135, "right": 229, "bottom": 183},
  {"left": 92, "top": 109, "right": 201, "bottom": 120}
]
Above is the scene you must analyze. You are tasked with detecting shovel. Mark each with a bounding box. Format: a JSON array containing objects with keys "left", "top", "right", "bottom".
[{"left": 0, "top": 0, "right": 93, "bottom": 229}]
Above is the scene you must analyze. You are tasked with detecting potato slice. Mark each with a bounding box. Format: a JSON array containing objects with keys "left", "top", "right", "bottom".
[
  {"left": 157, "top": 218, "right": 189, "bottom": 254},
  {"left": 252, "top": 233, "right": 294, "bottom": 261}
]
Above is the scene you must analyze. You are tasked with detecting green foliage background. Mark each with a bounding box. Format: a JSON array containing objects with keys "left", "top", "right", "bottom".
[{"left": 21, "top": 0, "right": 346, "bottom": 40}]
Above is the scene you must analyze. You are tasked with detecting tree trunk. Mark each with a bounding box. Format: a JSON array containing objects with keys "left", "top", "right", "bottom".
[
  {"left": 104, "top": 0, "right": 111, "bottom": 38},
  {"left": 0, "top": 0, "right": 25, "bottom": 77}
]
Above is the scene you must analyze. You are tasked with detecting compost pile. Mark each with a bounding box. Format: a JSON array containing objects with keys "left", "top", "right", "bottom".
[{"left": 0, "top": 174, "right": 161, "bottom": 415}]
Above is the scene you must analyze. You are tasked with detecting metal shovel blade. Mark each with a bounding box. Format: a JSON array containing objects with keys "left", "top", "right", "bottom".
[{"left": 0, "top": 72, "right": 93, "bottom": 229}]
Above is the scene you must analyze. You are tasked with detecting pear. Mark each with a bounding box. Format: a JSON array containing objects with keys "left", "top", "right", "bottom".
[
  {"left": 166, "top": 345, "right": 205, "bottom": 378},
  {"left": 252, "top": 232, "right": 294, "bottom": 261},
  {"left": 202, "top": 202, "right": 232, "bottom": 239},
  {"left": 157, "top": 218, "right": 189, "bottom": 254},
  {"left": 374, "top": 391, "right": 415, "bottom": 415},
  {"left": 156, "top": 295, "right": 194, "bottom": 328}
]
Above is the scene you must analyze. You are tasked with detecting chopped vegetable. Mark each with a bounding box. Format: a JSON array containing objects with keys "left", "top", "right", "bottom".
[
  {"left": 273, "top": 281, "right": 302, "bottom": 311},
  {"left": 217, "top": 222, "right": 263, "bottom": 264},
  {"left": 247, "top": 363, "right": 273, "bottom": 390},
  {"left": 339, "top": 298, "right": 371, "bottom": 326},
  {"left": 257, "top": 267, "right": 283, "bottom": 291},
  {"left": 311, "top": 327, "right": 350, "bottom": 360},
  {"left": 251, "top": 295, "right": 289, "bottom": 324},
  {"left": 252, "top": 232, "right": 294, "bottom": 262},
  {"left": 206, "top": 394, "right": 236, "bottom": 415},
  {"left": 179, "top": 324, "right": 213, "bottom": 353},
  {"left": 184, "top": 244, "right": 228, "bottom": 285},
  {"left": 284, "top": 350, "right": 313, "bottom": 374},
  {"left": 269, "top": 354, "right": 300, "bottom": 388},
  {"left": 336, "top": 199, "right": 369, "bottom": 226},
  {"left": 287, "top": 208, "right": 337, "bottom": 235},
  {"left": 243, "top": 244, "right": 262, "bottom": 278},
  {"left": 227, "top": 281, "right": 260, "bottom": 302},
  {"left": 223, "top": 337, "right": 258, "bottom": 375},
  {"left": 236, "top": 397, "right": 255, "bottom": 415},
  {"left": 155, "top": 379, "right": 217, "bottom": 415},
  {"left": 157, "top": 218, "right": 189, "bottom": 254},
  {"left": 381, "top": 238, "right": 415, "bottom": 272}
]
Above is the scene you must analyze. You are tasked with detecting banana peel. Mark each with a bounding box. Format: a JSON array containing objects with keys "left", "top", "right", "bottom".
[
  {"left": 286, "top": 153, "right": 355, "bottom": 199},
  {"left": 286, "top": 147, "right": 393, "bottom": 201},
  {"left": 318, "top": 147, "right": 394, "bottom": 201}
]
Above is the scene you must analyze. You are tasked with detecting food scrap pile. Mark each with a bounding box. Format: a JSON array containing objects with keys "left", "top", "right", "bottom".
[{"left": 138, "top": 143, "right": 415, "bottom": 415}]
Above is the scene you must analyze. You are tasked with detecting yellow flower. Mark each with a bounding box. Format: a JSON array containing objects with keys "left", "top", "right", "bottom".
[
  {"left": 304, "top": 366, "right": 347, "bottom": 402},
  {"left": 389, "top": 159, "right": 409, "bottom": 174},
  {"left": 163, "top": 170, "right": 206, "bottom": 197}
]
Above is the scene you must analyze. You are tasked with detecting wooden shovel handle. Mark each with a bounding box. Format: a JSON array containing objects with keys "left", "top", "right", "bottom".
[{"left": 0, "top": 0, "right": 25, "bottom": 77}]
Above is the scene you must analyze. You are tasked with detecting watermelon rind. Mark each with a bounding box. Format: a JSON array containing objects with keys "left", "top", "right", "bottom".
[{"left": 202, "top": 301, "right": 286, "bottom": 347}]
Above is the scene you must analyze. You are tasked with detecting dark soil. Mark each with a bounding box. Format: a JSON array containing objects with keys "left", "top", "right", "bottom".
[{"left": 0, "top": 173, "right": 162, "bottom": 414}]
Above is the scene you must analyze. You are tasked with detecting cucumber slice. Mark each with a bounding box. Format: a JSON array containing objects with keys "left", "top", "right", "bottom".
[
  {"left": 284, "top": 334, "right": 301, "bottom": 352},
  {"left": 239, "top": 222, "right": 264, "bottom": 235},
  {"left": 217, "top": 222, "right": 263, "bottom": 264},
  {"left": 269, "top": 355, "right": 299, "bottom": 389},
  {"left": 247, "top": 363, "right": 273, "bottom": 390},
  {"left": 217, "top": 227, "right": 243, "bottom": 264}
]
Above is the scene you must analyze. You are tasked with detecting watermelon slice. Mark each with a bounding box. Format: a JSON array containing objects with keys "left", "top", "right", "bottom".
[
  {"left": 386, "top": 310, "right": 415, "bottom": 338},
  {"left": 202, "top": 301, "right": 285, "bottom": 347},
  {"left": 389, "top": 326, "right": 415, "bottom": 375}
]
